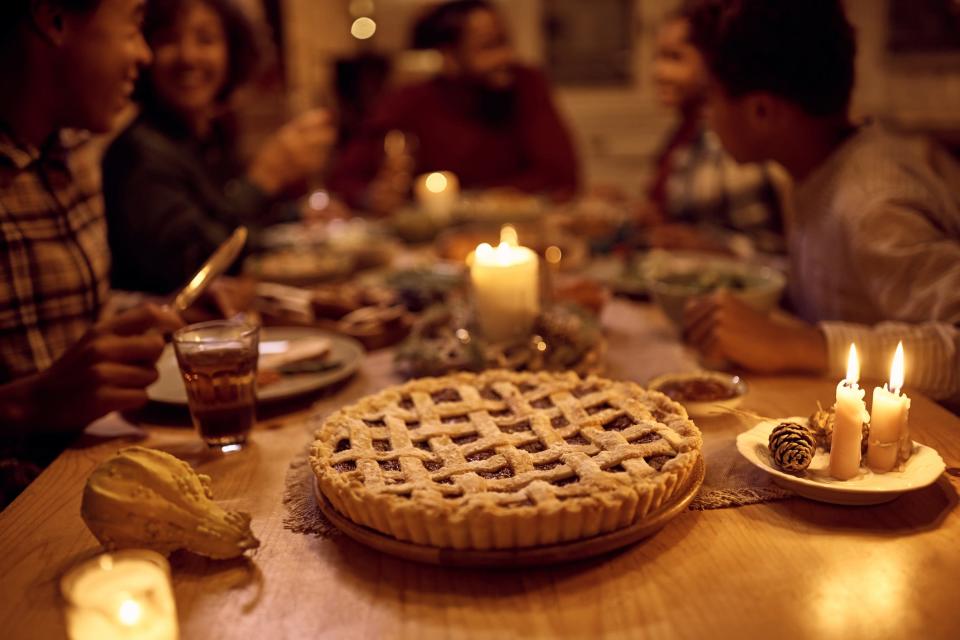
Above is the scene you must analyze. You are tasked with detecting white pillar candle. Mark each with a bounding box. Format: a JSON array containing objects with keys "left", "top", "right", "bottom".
[
  {"left": 470, "top": 225, "right": 540, "bottom": 343},
  {"left": 61, "top": 550, "right": 179, "bottom": 640},
  {"left": 867, "top": 342, "right": 911, "bottom": 473},
  {"left": 830, "top": 344, "right": 870, "bottom": 480},
  {"left": 414, "top": 171, "right": 459, "bottom": 222}
]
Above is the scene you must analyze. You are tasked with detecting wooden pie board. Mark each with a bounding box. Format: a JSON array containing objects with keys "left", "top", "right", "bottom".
[{"left": 313, "top": 456, "right": 705, "bottom": 567}]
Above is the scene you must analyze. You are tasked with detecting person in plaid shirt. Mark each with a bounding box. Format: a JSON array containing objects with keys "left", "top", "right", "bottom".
[
  {"left": 0, "top": 0, "right": 183, "bottom": 505},
  {"left": 646, "top": 4, "right": 784, "bottom": 255}
]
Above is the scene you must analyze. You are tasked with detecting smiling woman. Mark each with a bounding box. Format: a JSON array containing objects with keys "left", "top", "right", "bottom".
[{"left": 102, "top": 0, "right": 335, "bottom": 294}]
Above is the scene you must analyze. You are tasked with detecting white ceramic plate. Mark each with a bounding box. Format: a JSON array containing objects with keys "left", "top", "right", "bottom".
[
  {"left": 736, "top": 417, "right": 946, "bottom": 505},
  {"left": 148, "top": 327, "right": 364, "bottom": 405}
]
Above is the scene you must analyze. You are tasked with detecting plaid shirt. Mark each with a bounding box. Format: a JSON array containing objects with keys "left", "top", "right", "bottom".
[
  {"left": 0, "top": 127, "right": 110, "bottom": 383},
  {"left": 652, "top": 124, "right": 784, "bottom": 253}
]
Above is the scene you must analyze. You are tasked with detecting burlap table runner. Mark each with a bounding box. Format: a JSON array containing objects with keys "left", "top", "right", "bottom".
[{"left": 282, "top": 410, "right": 793, "bottom": 538}]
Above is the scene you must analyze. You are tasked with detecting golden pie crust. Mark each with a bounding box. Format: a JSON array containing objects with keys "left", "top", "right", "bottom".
[{"left": 311, "top": 370, "right": 702, "bottom": 549}]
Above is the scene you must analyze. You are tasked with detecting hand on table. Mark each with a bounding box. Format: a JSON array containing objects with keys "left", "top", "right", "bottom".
[
  {"left": 0, "top": 304, "right": 183, "bottom": 433},
  {"left": 248, "top": 109, "right": 335, "bottom": 196},
  {"left": 682, "top": 291, "right": 827, "bottom": 374}
]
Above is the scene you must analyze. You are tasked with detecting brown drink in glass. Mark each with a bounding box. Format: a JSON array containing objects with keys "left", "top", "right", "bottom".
[{"left": 173, "top": 321, "right": 259, "bottom": 451}]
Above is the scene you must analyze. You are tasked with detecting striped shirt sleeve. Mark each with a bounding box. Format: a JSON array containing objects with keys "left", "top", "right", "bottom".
[{"left": 820, "top": 320, "right": 959, "bottom": 402}]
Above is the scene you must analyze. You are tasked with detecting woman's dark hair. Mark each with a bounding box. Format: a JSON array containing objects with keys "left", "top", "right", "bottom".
[
  {"left": 411, "top": 0, "right": 495, "bottom": 50},
  {"left": 137, "top": 0, "right": 260, "bottom": 104},
  {"left": 686, "top": 0, "right": 856, "bottom": 117}
]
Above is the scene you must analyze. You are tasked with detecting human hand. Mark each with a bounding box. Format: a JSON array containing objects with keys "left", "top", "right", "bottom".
[
  {"left": 183, "top": 276, "right": 258, "bottom": 324},
  {"left": 248, "top": 109, "right": 335, "bottom": 195},
  {"left": 682, "top": 291, "right": 827, "bottom": 374},
  {"left": 4, "top": 304, "right": 184, "bottom": 432}
]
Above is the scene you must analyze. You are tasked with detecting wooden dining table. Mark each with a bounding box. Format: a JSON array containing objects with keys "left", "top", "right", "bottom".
[{"left": 1, "top": 299, "right": 958, "bottom": 640}]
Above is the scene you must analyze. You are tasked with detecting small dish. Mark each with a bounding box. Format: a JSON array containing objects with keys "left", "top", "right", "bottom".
[
  {"left": 648, "top": 371, "right": 747, "bottom": 418},
  {"left": 736, "top": 417, "right": 946, "bottom": 505}
]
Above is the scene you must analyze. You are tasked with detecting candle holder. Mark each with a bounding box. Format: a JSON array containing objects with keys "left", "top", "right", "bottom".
[
  {"left": 394, "top": 299, "right": 605, "bottom": 379},
  {"left": 61, "top": 549, "right": 179, "bottom": 640}
]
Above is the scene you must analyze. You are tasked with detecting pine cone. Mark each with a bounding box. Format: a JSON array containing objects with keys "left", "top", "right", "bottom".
[
  {"left": 769, "top": 422, "right": 816, "bottom": 472},
  {"left": 809, "top": 403, "right": 869, "bottom": 454}
]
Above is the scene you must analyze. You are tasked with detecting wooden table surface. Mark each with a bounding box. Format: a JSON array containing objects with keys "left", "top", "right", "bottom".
[{"left": 1, "top": 300, "right": 958, "bottom": 640}]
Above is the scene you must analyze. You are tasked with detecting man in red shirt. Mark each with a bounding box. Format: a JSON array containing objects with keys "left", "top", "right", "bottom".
[{"left": 329, "top": 0, "right": 579, "bottom": 213}]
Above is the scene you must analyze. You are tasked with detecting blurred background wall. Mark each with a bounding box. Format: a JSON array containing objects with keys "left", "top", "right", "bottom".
[{"left": 235, "top": 0, "right": 960, "bottom": 194}]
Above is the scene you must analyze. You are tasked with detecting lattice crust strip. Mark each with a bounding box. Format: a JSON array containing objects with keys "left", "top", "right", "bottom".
[{"left": 312, "top": 370, "right": 702, "bottom": 549}]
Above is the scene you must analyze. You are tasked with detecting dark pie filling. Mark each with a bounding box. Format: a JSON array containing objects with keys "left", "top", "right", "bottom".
[
  {"left": 441, "top": 414, "right": 469, "bottom": 424},
  {"left": 517, "top": 382, "right": 536, "bottom": 392},
  {"left": 534, "top": 460, "right": 561, "bottom": 471},
  {"left": 334, "top": 439, "right": 351, "bottom": 453},
  {"left": 564, "top": 434, "right": 590, "bottom": 446},
  {"left": 631, "top": 432, "right": 662, "bottom": 444},
  {"left": 431, "top": 388, "right": 462, "bottom": 403},
  {"left": 423, "top": 460, "right": 443, "bottom": 472},
  {"left": 466, "top": 450, "right": 495, "bottom": 462},
  {"left": 406, "top": 420, "right": 421, "bottom": 429},
  {"left": 606, "top": 464, "right": 627, "bottom": 473},
  {"left": 363, "top": 418, "right": 386, "bottom": 427},
  {"left": 645, "top": 454, "right": 674, "bottom": 471},
  {"left": 572, "top": 385, "right": 598, "bottom": 398},
  {"left": 399, "top": 395, "right": 415, "bottom": 409},
  {"left": 333, "top": 460, "right": 356, "bottom": 472},
  {"left": 586, "top": 401, "right": 614, "bottom": 415},
  {"left": 414, "top": 441, "right": 431, "bottom": 451},
  {"left": 489, "top": 408, "right": 513, "bottom": 417},
  {"left": 499, "top": 419, "right": 532, "bottom": 433},
  {"left": 530, "top": 396, "right": 554, "bottom": 409},
  {"left": 480, "top": 386, "right": 502, "bottom": 400},
  {"left": 520, "top": 440, "right": 546, "bottom": 453},
  {"left": 551, "top": 415, "right": 570, "bottom": 428},
  {"left": 452, "top": 433, "right": 479, "bottom": 445},
  {"left": 551, "top": 476, "right": 578, "bottom": 486},
  {"left": 379, "top": 460, "right": 401, "bottom": 472},
  {"left": 478, "top": 467, "right": 515, "bottom": 479},
  {"left": 602, "top": 414, "right": 637, "bottom": 431},
  {"left": 372, "top": 439, "right": 392, "bottom": 452}
]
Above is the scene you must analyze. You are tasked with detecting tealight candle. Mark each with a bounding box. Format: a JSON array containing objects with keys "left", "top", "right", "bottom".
[
  {"left": 470, "top": 225, "right": 540, "bottom": 343},
  {"left": 61, "top": 550, "right": 179, "bottom": 640},
  {"left": 830, "top": 344, "right": 870, "bottom": 480},
  {"left": 414, "top": 171, "right": 459, "bottom": 222},
  {"left": 867, "top": 342, "right": 911, "bottom": 473}
]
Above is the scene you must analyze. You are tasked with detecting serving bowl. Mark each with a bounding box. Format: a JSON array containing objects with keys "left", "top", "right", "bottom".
[{"left": 647, "top": 253, "right": 786, "bottom": 327}]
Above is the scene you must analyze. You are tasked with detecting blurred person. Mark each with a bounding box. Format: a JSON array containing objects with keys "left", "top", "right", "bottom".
[
  {"left": 329, "top": 0, "right": 579, "bottom": 214},
  {"left": 645, "top": 3, "right": 784, "bottom": 255},
  {"left": 103, "top": 0, "right": 335, "bottom": 295},
  {"left": 0, "top": 0, "right": 185, "bottom": 506},
  {"left": 682, "top": 0, "right": 960, "bottom": 404}
]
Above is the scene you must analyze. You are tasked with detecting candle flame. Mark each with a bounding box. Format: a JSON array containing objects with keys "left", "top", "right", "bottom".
[
  {"left": 845, "top": 343, "right": 860, "bottom": 383},
  {"left": 117, "top": 598, "right": 143, "bottom": 626},
  {"left": 890, "top": 341, "right": 905, "bottom": 392},
  {"left": 424, "top": 172, "right": 448, "bottom": 194},
  {"left": 499, "top": 224, "right": 518, "bottom": 248}
]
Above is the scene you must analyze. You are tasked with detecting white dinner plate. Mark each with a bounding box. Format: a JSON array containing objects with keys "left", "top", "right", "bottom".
[
  {"left": 148, "top": 327, "right": 364, "bottom": 405},
  {"left": 736, "top": 417, "right": 946, "bottom": 505}
]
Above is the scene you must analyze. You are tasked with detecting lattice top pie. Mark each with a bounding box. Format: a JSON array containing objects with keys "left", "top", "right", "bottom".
[{"left": 311, "top": 370, "right": 702, "bottom": 550}]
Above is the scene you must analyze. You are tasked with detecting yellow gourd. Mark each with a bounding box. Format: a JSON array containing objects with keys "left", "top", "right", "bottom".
[{"left": 81, "top": 446, "right": 260, "bottom": 559}]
